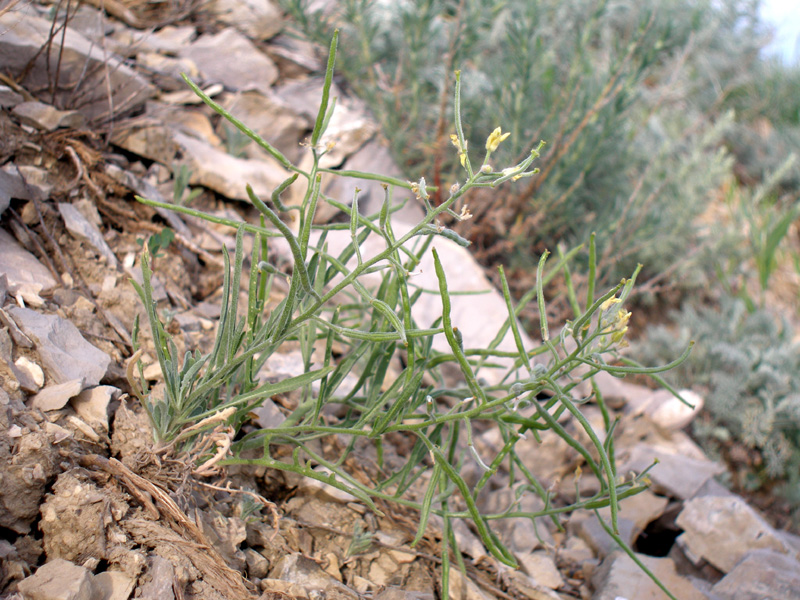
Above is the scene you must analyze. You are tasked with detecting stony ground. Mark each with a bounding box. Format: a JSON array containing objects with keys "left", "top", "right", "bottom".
[{"left": 1, "top": 1, "right": 800, "bottom": 599}]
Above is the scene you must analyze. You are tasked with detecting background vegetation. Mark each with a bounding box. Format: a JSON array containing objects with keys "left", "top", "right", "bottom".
[{"left": 278, "top": 0, "right": 800, "bottom": 523}]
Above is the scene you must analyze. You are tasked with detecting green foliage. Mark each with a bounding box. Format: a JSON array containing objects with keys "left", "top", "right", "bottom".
[
  {"left": 136, "top": 227, "right": 175, "bottom": 259},
  {"left": 172, "top": 164, "right": 203, "bottom": 206},
  {"left": 130, "top": 34, "right": 688, "bottom": 598},
  {"left": 280, "top": 0, "right": 755, "bottom": 287},
  {"left": 636, "top": 297, "right": 800, "bottom": 484}
]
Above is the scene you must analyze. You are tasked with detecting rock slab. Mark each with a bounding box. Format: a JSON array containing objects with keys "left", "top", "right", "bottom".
[
  {"left": 675, "top": 494, "right": 797, "bottom": 573},
  {"left": 17, "top": 558, "right": 101, "bottom": 600},
  {"left": 8, "top": 306, "right": 110, "bottom": 387}
]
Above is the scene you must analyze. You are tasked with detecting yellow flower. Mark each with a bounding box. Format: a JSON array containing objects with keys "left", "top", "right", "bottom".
[
  {"left": 485, "top": 127, "right": 510, "bottom": 152},
  {"left": 451, "top": 134, "right": 468, "bottom": 167}
]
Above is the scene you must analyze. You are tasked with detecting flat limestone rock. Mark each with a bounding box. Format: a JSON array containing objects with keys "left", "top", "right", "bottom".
[
  {"left": 0, "top": 229, "right": 57, "bottom": 305},
  {"left": 208, "top": 0, "right": 284, "bottom": 40},
  {"left": 7, "top": 306, "right": 110, "bottom": 387},
  {"left": 0, "top": 11, "right": 154, "bottom": 119},
  {"left": 675, "top": 495, "right": 797, "bottom": 573},
  {"left": 712, "top": 549, "right": 800, "bottom": 600},
  {"left": 58, "top": 203, "right": 119, "bottom": 267},
  {"left": 12, "top": 101, "right": 85, "bottom": 131},
  {"left": 17, "top": 558, "right": 101, "bottom": 600},
  {"left": 592, "top": 551, "right": 705, "bottom": 600},
  {"left": 618, "top": 442, "right": 724, "bottom": 500},
  {"left": 178, "top": 28, "right": 279, "bottom": 94},
  {"left": 112, "top": 124, "right": 290, "bottom": 201},
  {"left": 30, "top": 379, "right": 83, "bottom": 411}
]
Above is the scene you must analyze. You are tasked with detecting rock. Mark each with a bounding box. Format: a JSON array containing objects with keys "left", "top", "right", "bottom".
[
  {"left": 0, "top": 84, "right": 23, "bottom": 108},
  {"left": 103, "top": 164, "right": 192, "bottom": 238},
  {"left": 325, "top": 139, "right": 421, "bottom": 220},
  {"left": 591, "top": 551, "right": 705, "bottom": 600},
  {"left": 137, "top": 53, "right": 200, "bottom": 91},
  {"left": 570, "top": 514, "right": 638, "bottom": 559},
  {"left": 137, "top": 555, "right": 175, "bottom": 600},
  {"left": 518, "top": 550, "right": 564, "bottom": 590},
  {"left": 275, "top": 78, "right": 377, "bottom": 168},
  {"left": 295, "top": 466, "right": 361, "bottom": 504},
  {"left": 196, "top": 511, "right": 247, "bottom": 571},
  {"left": 711, "top": 549, "right": 800, "bottom": 600},
  {"left": 208, "top": 0, "right": 284, "bottom": 40},
  {"left": 448, "top": 567, "right": 492, "bottom": 600},
  {"left": 249, "top": 397, "right": 286, "bottom": 429},
  {"left": 112, "top": 124, "right": 290, "bottom": 202},
  {"left": 374, "top": 589, "right": 434, "bottom": 600},
  {"left": 595, "top": 488, "right": 670, "bottom": 540},
  {"left": 617, "top": 442, "right": 724, "bottom": 500},
  {"left": 218, "top": 90, "right": 308, "bottom": 163},
  {"left": 271, "top": 553, "right": 359, "bottom": 599},
  {"left": 0, "top": 228, "right": 57, "bottom": 306},
  {"left": 130, "top": 25, "right": 197, "bottom": 55},
  {"left": 268, "top": 34, "right": 324, "bottom": 72},
  {"left": 7, "top": 306, "right": 111, "bottom": 387},
  {"left": 30, "top": 379, "right": 84, "bottom": 411},
  {"left": 245, "top": 548, "right": 270, "bottom": 579},
  {"left": 12, "top": 101, "right": 85, "bottom": 131},
  {"left": 17, "top": 559, "right": 101, "bottom": 600},
  {"left": 675, "top": 495, "right": 797, "bottom": 573},
  {"left": 1, "top": 163, "right": 48, "bottom": 215},
  {"left": 70, "top": 386, "right": 117, "bottom": 430},
  {"left": 12, "top": 164, "right": 57, "bottom": 200},
  {"left": 0, "top": 11, "right": 155, "bottom": 120},
  {"left": 93, "top": 570, "right": 136, "bottom": 600},
  {"left": 627, "top": 389, "right": 704, "bottom": 431},
  {"left": 178, "top": 28, "right": 279, "bottom": 94},
  {"left": 58, "top": 203, "right": 119, "bottom": 267},
  {"left": 14, "top": 356, "right": 45, "bottom": 393}
]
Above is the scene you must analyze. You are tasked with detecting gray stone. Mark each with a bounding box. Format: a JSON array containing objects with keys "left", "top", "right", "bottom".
[
  {"left": 208, "top": 0, "right": 284, "bottom": 40},
  {"left": 137, "top": 52, "right": 200, "bottom": 91},
  {"left": 93, "top": 571, "right": 136, "bottom": 600},
  {"left": 618, "top": 442, "right": 725, "bottom": 499},
  {"left": 17, "top": 558, "right": 101, "bottom": 600},
  {"left": 374, "top": 589, "right": 434, "bottom": 600},
  {"left": 130, "top": 25, "right": 197, "bottom": 55},
  {"left": 245, "top": 548, "right": 270, "bottom": 579},
  {"left": 271, "top": 553, "right": 359, "bottom": 599},
  {"left": 2, "top": 163, "right": 55, "bottom": 201},
  {"left": 627, "top": 388, "right": 704, "bottom": 431},
  {"left": 103, "top": 164, "right": 192, "bottom": 238},
  {"left": 70, "top": 385, "right": 117, "bottom": 430},
  {"left": 0, "top": 11, "right": 154, "bottom": 119},
  {"left": 137, "top": 555, "right": 175, "bottom": 600},
  {"left": 712, "top": 549, "right": 800, "bottom": 600},
  {"left": 275, "top": 78, "right": 377, "bottom": 168},
  {"left": 178, "top": 28, "right": 278, "bottom": 94},
  {"left": 0, "top": 229, "right": 57, "bottom": 306},
  {"left": 518, "top": 550, "right": 564, "bottom": 590},
  {"left": 12, "top": 101, "right": 85, "bottom": 132},
  {"left": 218, "top": 90, "right": 308, "bottom": 163},
  {"left": 325, "top": 139, "right": 424, "bottom": 223},
  {"left": 675, "top": 495, "right": 797, "bottom": 573},
  {"left": 30, "top": 379, "right": 84, "bottom": 411},
  {"left": 591, "top": 551, "right": 705, "bottom": 600},
  {"left": 14, "top": 356, "right": 44, "bottom": 393},
  {"left": 58, "top": 203, "right": 118, "bottom": 267},
  {"left": 7, "top": 306, "right": 110, "bottom": 387},
  {"left": 0, "top": 84, "right": 23, "bottom": 108},
  {"left": 112, "top": 124, "right": 290, "bottom": 202},
  {"left": 570, "top": 515, "right": 638, "bottom": 558}
]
